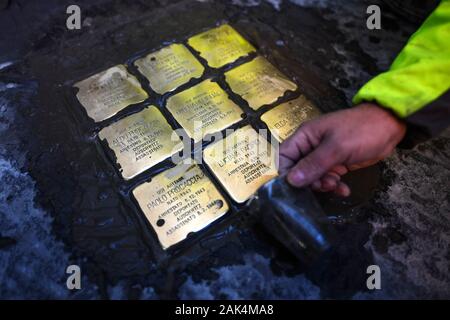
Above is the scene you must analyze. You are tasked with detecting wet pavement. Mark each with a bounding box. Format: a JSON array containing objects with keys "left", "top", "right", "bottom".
[{"left": 0, "top": 0, "right": 449, "bottom": 299}]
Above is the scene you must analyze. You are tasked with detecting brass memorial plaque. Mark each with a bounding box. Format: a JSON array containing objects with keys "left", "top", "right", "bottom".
[
  {"left": 261, "top": 95, "right": 321, "bottom": 142},
  {"left": 203, "top": 125, "right": 278, "bottom": 203},
  {"left": 132, "top": 161, "right": 229, "bottom": 249},
  {"left": 224, "top": 56, "right": 297, "bottom": 110},
  {"left": 134, "top": 44, "right": 205, "bottom": 95},
  {"left": 188, "top": 24, "right": 255, "bottom": 69},
  {"left": 74, "top": 65, "right": 148, "bottom": 122},
  {"left": 166, "top": 79, "right": 243, "bottom": 142},
  {"left": 98, "top": 106, "right": 183, "bottom": 180}
]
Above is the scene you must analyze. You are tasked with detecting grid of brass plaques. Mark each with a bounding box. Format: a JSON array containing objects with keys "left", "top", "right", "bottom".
[
  {"left": 75, "top": 65, "right": 148, "bottom": 122},
  {"left": 132, "top": 161, "right": 229, "bottom": 249},
  {"left": 203, "top": 125, "right": 279, "bottom": 203},
  {"left": 134, "top": 43, "right": 204, "bottom": 94},
  {"left": 188, "top": 24, "right": 255, "bottom": 68},
  {"left": 98, "top": 106, "right": 183, "bottom": 180},
  {"left": 261, "top": 95, "right": 322, "bottom": 142},
  {"left": 224, "top": 56, "right": 297, "bottom": 110},
  {"left": 73, "top": 24, "right": 312, "bottom": 250},
  {"left": 166, "top": 79, "right": 243, "bottom": 142}
]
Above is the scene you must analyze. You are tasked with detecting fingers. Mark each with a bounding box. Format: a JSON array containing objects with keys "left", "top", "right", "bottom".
[
  {"left": 286, "top": 137, "right": 343, "bottom": 188},
  {"left": 278, "top": 115, "right": 351, "bottom": 196},
  {"left": 335, "top": 182, "right": 351, "bottom": 197},
  {"left": 329, "top": 164, "right": 348, "bottom": 176},
  {"left": 279, "top": 129, "right": 314, "bottom": 174},
  {"left": 319, "top": 173, "right": 339, "bottom": 191},
  {"left": 310, "top": 172, "right": 351, "bottom": 197},
  {"left": 278, "top": 153, "right": 295, "bottom": 175}
]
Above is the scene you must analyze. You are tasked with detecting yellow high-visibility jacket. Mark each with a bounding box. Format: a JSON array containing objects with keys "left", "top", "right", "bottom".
[{"left": 353, "top": 0, "right": 450, "bottom": 144}]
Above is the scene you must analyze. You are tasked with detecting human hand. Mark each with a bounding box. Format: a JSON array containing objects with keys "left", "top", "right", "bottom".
[{"left": 279, "top": 103, "right": 406, "bottom": 196}]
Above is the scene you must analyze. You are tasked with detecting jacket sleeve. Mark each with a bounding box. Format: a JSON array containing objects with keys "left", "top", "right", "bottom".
[{"left": 353, "top": 0, "right": 450, "bottom": 144}]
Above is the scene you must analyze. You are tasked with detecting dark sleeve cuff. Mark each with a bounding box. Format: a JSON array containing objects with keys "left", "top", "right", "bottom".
[{"left": 398, "top": 90, "right": 450, "bottom": 149}]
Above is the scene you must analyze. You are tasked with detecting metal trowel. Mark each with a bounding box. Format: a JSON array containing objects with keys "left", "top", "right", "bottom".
[
  {"left": 246, "top": 176, "right": 335, "bottom": 264},
  {"left": 246, "top": 165, "right": 380, "bottom": 264}
]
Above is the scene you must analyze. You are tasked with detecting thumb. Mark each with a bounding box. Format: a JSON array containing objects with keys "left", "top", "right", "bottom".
[{"left": 286, "top": 137, "right": 343, "bottom": 187}]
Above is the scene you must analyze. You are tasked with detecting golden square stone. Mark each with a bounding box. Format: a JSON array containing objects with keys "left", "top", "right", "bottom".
[
  {"left": 188, "top": 24, "right": 255, "bottom": 68},
  {"left": 166, "top": 79, "right": 243, "bottom": 142},
  {"left": 134, "top": 43, "right": 204, "bottom": 95},
  {"left": 261, "top": 95, "right": 321, "bottom": 142},
  {"left": 203, "top": 125, "right": 278, "bottom": 203},
  {"left": 74, "top": 65, "right": 148, "bottom": 122},
  {"left": 224, "top": 56, "right": 297, "bottom": 110},
  {"left": 98, "top": 106, "right": 183, "bottom": 180},
  {"left": 132, "top": 161, "right": 229, "bottom": 249}
]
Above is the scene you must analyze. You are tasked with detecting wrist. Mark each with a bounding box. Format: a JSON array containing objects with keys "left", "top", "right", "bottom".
[{"left": 356, "top": 102, "right": 407, "bottom": 146}]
